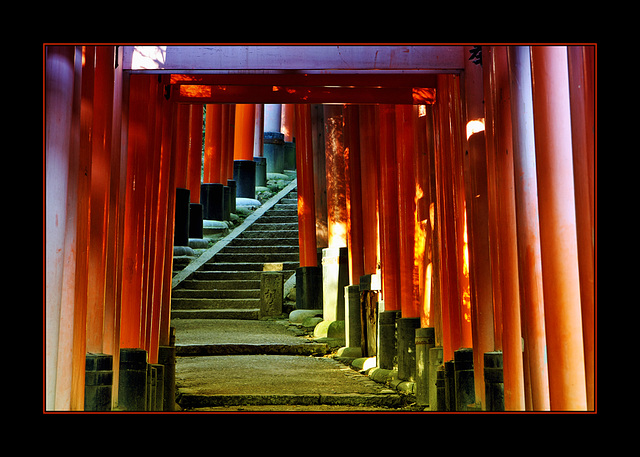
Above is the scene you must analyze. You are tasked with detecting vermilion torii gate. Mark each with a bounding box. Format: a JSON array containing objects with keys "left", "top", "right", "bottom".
[{"left": 45, "top": 44, "right": 595, "bottom": 412}]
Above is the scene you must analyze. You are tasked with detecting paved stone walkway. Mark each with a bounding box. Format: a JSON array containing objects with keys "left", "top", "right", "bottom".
[{"left": 173, "top": 318, "right": 404, "bottom": 411}]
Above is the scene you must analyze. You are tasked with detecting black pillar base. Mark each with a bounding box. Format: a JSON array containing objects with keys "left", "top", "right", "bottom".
[
  {"left": 200, "top": 183, "right": 224, "bottom": 220},
  {"left": 189, "top": 203, "right": 203, "bottom": 238},
  {"left": 295, "top": 266, "right": 322, "bottom": 310},
  {"left": 85, "top": 353, "right": 113, "bottom": 411},
  {"left": 233, "top": 160, "right": 256, "bottom": 198},
  {"left": 174, "top": 188, "right": 190, "bottom": 246},
  {"left": 118, "top": 348, "right": 148, "bottom": 412}
]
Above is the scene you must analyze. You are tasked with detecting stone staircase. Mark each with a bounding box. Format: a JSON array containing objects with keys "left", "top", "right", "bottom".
[{"left": 171, "top": 190, "right": 299, "bottom": 320}]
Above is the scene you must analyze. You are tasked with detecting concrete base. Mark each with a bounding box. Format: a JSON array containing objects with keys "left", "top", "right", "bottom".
[
  {"left": 314, "top": 320, "right": 345, "bottom": 340},
  {"left": 336, "top": 346, "right": 362, "bottom": 358},
  {"left": 174, "top": 246, "right": 197, "bottom": 256},
  {"left": 236, "top": 197, "right": 262, "bottom": 209},
  {"left": 289, "top": 309, "right": 323, "bottom": 324}
]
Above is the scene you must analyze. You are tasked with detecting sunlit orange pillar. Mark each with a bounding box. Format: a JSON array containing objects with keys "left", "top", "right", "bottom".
[
  {"left": 219, "top": 105, "right": 231, "bottom": 183},
  {"left": 413, "top": 105, "right": 432, "bottom": 327},
  {"left": 187, "top": 104, "right": 203, "bottom": 203},
  {"left": 234, "top": 104, "right": 255, "bottom": 161},
  {"left": 463, "top": 46, "right": 495, "bottom": 408},
  {"left": 103, "top": 47, "right": 126, "bottom": 408},
  {"left": 492, "top": 47, "right": 525, "bottom": 410},
  {"left": 395, "top": 105, "right": 419, "bottom": 318},
  {"left": 295, "top": 104, "right": 318, "bottom": 267},
  {"left": 434, "top": 75, "right": 463, "bottom": 361},
  {"left": 358, "top": 105, "right": 380, "bottom": 276},
  {"left": 140, "top": 76, "right": 161, "bottom": 357},
  {"left": 226, "top": 104, "right": 236, "bottom": 182},
  {"left": 203, "top": 104, "right": 222, "bottom": 183},
  {"left": 568, "top": 45, "right": 595, "bottom": 411},
  {"left": 507, "top": 45, "right": 550, "bottom": 411},
  {"left": 448, "top": 76, "right": 473, "bottom": 350},
  {"left": 174, "top": 104, "right": 190, "bottom": 189},
  {"left": 144, "top": 78, "right": 165, "bottom": 365},
  {"left": 70, "top": 45, "right": 93, "bottom": 410},
  {"left": 159, "top": 98, "right": 177, "bottom": 348},
  {"left": 377, "top": 104, "right": 400, "bottom": 312},
  {"left": 45, "top": 45, "right": 77, "bottom": 410},
  {"left": 344, "top": 105, "right": 365, "bottom": 283},
  {"left": 530, "top": 45, "right": 587, "bottom": 411},
  {"left": 483, "top": 47, "right": 503, "bottom": 351},
  {"left": 324, "top": 105, "right": 348, "bottom": 248},
  {"left": 254, "top": 104, "right": 264, "bottom": 157},
  {"left": 281, "top": 104, "right": 296, "bottom": 142},
  {"left": 85, "top": 45, "right": 115, "bottom": 355},
  {"left": 121, "top": 74, "right": 152, "bottom": 350}
]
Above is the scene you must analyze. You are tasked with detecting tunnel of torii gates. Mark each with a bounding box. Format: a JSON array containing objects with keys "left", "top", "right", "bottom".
[{"left": 45, "top": 44, "right": 596, "bottom": 412}]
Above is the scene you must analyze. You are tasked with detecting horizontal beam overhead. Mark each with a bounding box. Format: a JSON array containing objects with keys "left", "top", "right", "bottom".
[
  {"left": 122, "top": 45, "right": 465, "bottom": 73},
  {"left": 170, "top": 84, "right": 436, "bottom": 104},
  {"left": 168, "top": 73, "right": 438, "bottom": 87}
]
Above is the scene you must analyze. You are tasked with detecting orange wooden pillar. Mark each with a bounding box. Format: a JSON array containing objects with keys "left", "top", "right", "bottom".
[
  {"left": 85, "top": 45, "right": 115, "bottom": 355},
  {"left": 462, "top": 46, "right": 496, "bottom": 408},
  {"left": 142, "top": 78, "right": 164, "bottom": 365},
  {"left": 491, "top": 47, "right": 525, "bottom": 410},
  {"left": 377, "top": 104, "right": 401, "bottom": 313},
  {"left": 254, "top": 104, "right": 265, "bottom": 157},
  {"left": 45, "top": 45, "right": 78, "bottom": 410},
  {"left": 203, "top": 104, "right": 223, "bottom": 184},
  {"left": 120, "top": 74, "right": 152, "bottom": 350},
  {"left": 281, "top": 104, "right": 296, "bottom": 142},
  {"left": 449, "top": 76, "right": 473, "bottom": 351},
  {"left": 295, "top": 104, "right": 318, "bottom": 267},
  {"left": 226, "top": 104, "right": 236, "bottom": 182},
  {"left": 233, "top": 104, "right": 256, "bottom": 199},
  {"left": 395, "top": 105, "right": 419, "bottom": 318},
  {"left": 219, "top": 105, "right": 231, "bottom": 183},
  {"left": 69, "top": 45, "right": 94, "bottom": 410},
  {"left": 567, "top": 45, "right": 595, "bottom": 411},
  {"left": 358, "top": 105, "right": 380, "bottom": 276},
  {"left": 174, "top": 104, "right": 190, "bottom": 189},
  {"left": 507, "top": 45, "right": 550, "bottom": 411},
  {"left": 413, "top": 105, "right": 432, "bottom": 327},
  {"left": 530, "top": 45, "right": 587, "bottom": 411},
  {"left": 139, "top": 76, "right": 163, "bottom": 361},
  {"left": 344, "top": 105, "right": 365, "bottom": 283},
  {"left": 324, "top": 105, "right": 348, "bottom": 248},
  {"left": 434, "top": 76, "right": 463, "bottom": 362},
  {"left": 234, "top": 104, "right": 255, "bottom": 161},
  {"left": 483, "top": 48, "right": 503, "bottom": 352},
  {"left": 187, "top": 104, "right": 203, "bottom": 203},
  {"left": 159, "top": 99, "right": 177, "bottom": 349}
]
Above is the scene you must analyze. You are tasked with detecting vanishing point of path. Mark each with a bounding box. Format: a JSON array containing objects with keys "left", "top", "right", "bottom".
[{"left": 170, "top": 182, "right": 405, "bottom": 412}]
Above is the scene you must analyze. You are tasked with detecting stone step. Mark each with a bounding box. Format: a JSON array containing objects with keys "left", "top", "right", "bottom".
[
  {"left": 263, "top": 208, "right": 297, "bottom": 217},
  {"left": 208, "top": 253, "right": 299, "bottom": 264},
  {"left": 178, "top": 279, "right": 262, "bottom": 290},
  {"left": 229, "top": 237, "right": 298, "bottom": 247},
  {"left": 171, "top": 297, "right": 261, "bottom": 310},
  {"left": 171, "top": 309, "right": 260, "bottom": 320},
  {"left": 238, "top": 230, "right": 298, "bottom": 239},
  {"left": 192, "top": 270, "right": 296, "bottom": 280},
  {"left": 193, "top": 270, "right": 263, "bottom": 281},
  {"left": 178, "top": 393, "right": 403, "bottom": 410},
  {"left": 279, "top": 198, "right": 298, "bottom": 205},
  {"left": 257, "top": 215, "right": 299, "bottom": 224},
  {"left": 245, "top": 222, "right": 298, "bottom": 232},
  {"left": 273, "top": 203, "right": 298, "bottom": 211},
  {"left": 176, "top": 343, "right": 330, "bottom": 357},
  {"left": 172, "top": 289, "right": 260, "bottom": 299},
  {"left": 220, "top": 245, "right": 299, "bottom": 254}
]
